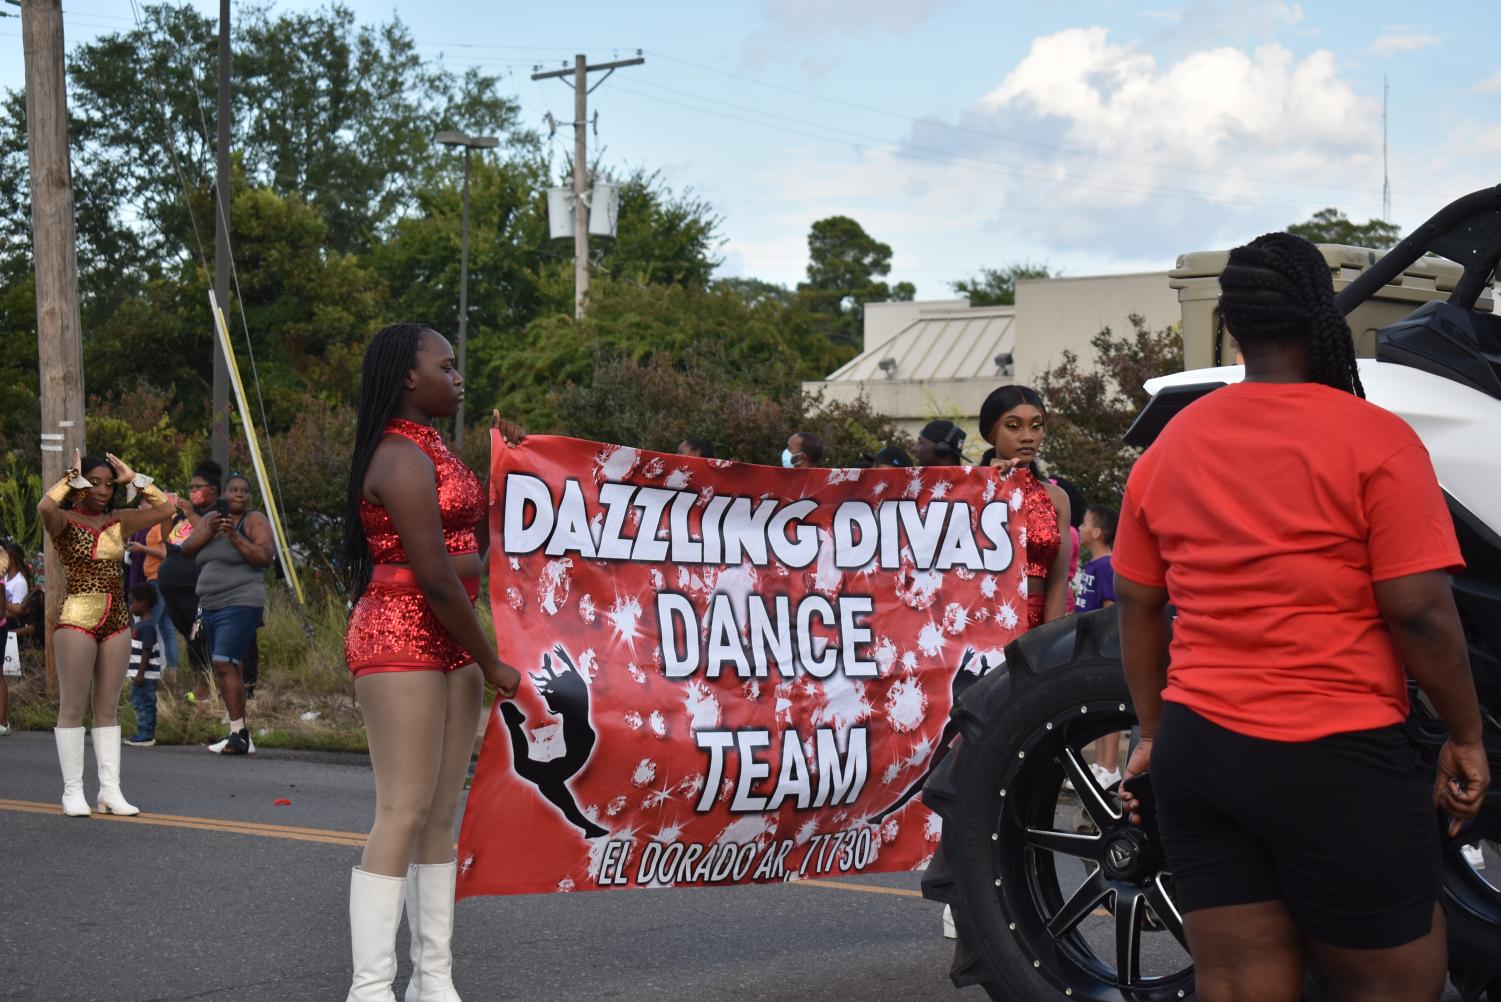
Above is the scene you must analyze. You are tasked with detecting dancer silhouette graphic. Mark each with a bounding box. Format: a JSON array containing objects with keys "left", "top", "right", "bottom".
[
  {"left": 500, "top": 645, "right": 606, "bottom": 838},
  {"left": 867, "top": 647, "right": 1000, "bottom": 825}
]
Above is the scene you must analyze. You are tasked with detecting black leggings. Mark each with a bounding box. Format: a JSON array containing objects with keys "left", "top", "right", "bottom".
[{"left": 158, "top": 584, "right": 211, "bottom": 677}]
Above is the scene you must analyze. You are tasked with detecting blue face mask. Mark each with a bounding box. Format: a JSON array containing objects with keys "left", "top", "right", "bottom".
[{"left": 781, "top": 448, "right": 795, "bottom": 468}]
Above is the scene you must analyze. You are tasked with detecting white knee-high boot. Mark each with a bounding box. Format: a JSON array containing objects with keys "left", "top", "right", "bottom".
[
  {"left": 92, "top": 725, "right": 139, "bottom": 816},
  {"left": 54, "top": 726, "right": 90, "bottom": 817},
  {"left": 404, "top": 861, "right": 461, "bottom": 1002},
  {"left": 347, "top": 867, "right": 407, "bottom": 1002}
]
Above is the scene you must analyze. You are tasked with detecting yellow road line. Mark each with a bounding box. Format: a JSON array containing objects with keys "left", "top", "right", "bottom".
[
  {"left": 0, "top": 798, "right": 367, "bottom": 847},
  {"left": 794, "top": 878, "right": 925, "bottom": 898},
  {"left": 0, "top": 799, "right": 927, "bottom": 899}
]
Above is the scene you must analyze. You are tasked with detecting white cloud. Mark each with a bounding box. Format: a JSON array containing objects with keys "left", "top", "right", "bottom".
[
  {"left": 1371, "top": 31, "right": 1442, "bottom": 55},
  {"left": 735, "top": 26, "right": 1387, "bottom": 284},
  {"left": 1472, "top": 70, "right": 1501, "bottom": 94}
]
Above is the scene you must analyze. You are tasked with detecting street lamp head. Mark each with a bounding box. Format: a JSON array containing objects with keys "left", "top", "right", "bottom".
[{"left": 435, "top": 130, "right": 500, "bottom": 150}]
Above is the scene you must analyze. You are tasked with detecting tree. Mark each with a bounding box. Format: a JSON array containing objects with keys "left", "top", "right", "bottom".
[
  {"left": 1035, "top": 316, "right": 1184, "bottom": 507},
  {"left": 593, "top": 168, "right": 722, "bottom": 290},
  {"left": 952, "top": 262, "right": 1053, "bottom": 306},
  {"left": 490, "top": 275, "right": 852, "bottom": 435},
  {"left": 1288, "top": 208, "right": 1401, "bottom": 250},
  {"left": 797, "top": 216, "right": 912, "bottom": 348}
]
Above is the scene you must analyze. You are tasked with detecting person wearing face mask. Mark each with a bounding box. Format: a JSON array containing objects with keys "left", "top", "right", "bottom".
[
  {"left": 155, "top": 460, "right": 220, "bottom": 702},
  {"left": 979, "top": 385, "right": 1073, "bottom": 628},
  {"left": 181, "top": 472, "right": 274, "bottom": 756},
  {"left": 36, "top": 450, "right": 176, "bottom": 815},
  {"left": 782, "top": 431, "right": 825, "bottom": 469}
]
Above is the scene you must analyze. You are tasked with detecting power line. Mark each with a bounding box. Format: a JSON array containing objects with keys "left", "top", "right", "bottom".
[{"left": 604, "top": 80, "right": 1372, "bottom": 216}]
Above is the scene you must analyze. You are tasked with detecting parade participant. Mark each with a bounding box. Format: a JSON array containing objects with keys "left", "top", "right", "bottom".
[
  {"left": 914, "top": 420, "right": 966, "bottom": 466},
  {"left": 677, "top": 438, "right": 715, "bottom": 459},
  {"left": 0, "top": 541, "right": 30, "bottom": 737},
  {"left": 181, "top": 472, "right": 272, "bottom": 756},
  {"left": 37, "top": 451, "right": 174, "bottom": 816},
  {"left": 1115, "top": 232, "right": 1489, "bottom": 1002},
  {"left": 339, "top": 323, "right": 521, "bottom": 1002},
  {"left": 978, "top": 386, "right": 1072, "bottom": 627}
]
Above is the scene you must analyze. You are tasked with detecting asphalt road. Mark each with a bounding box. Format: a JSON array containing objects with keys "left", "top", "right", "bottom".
[{"left": 0, "top": 732, "right": 1466, "bottom": 1002}]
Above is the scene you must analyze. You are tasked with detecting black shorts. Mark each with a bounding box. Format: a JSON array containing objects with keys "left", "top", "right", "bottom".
[{"left": 1152, "top": 701, "right": 1440, "bottom": 949}]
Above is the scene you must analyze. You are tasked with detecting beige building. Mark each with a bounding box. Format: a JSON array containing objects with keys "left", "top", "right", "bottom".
[{"left": 804, "top": 272, "right": 1179, "bottom": 452}]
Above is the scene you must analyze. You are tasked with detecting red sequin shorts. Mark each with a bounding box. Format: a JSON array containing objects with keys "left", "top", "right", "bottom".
[{"left": 345, "top": 565, "right": 481, "bottom": 679}]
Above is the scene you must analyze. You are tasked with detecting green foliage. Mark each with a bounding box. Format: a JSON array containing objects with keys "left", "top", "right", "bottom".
[
  {"left": 1288, "top": 208, "right": 1401, "bottom": 251},
  {"left": 86, "top": 387, "right": 210, "bottom": 490},
  {"left": 953, "top": 262, "right": 1054, "bottom": 306},
  {"left": 797, "top": 215, "right": 911, "bottom": 348},
  {"left": 594, "top": 167, "right": 722, "bottom": 289},
  {"left": 553, "top": 345, "right": 905, "bottom": 468},
  {"left": 0, "top": 454, "right": 42, "bottom": 554},
  {"left": 491, "top": 275, "right": 853, "bottom": 434},
  {"left": 1036, "top": 316, "right": 1183, "bottom": 508}
]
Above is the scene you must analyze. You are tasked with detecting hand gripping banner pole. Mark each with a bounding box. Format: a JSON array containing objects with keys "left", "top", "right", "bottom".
[{"left": 208, "top": 291, "right": 305, "bottom": 605}]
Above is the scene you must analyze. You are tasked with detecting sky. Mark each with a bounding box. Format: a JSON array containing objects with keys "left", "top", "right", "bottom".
[{"left": 2, "top": 0, "right": 1498, "bottom": 297}]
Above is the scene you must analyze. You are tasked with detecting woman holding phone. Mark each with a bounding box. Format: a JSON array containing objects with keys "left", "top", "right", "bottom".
[{"left": 180, "top": 472, "right": 273, "bottom": 756}]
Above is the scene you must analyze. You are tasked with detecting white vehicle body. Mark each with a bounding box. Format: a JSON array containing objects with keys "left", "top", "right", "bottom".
[{"left": 1144, "top": 358, "right": 1501, "bottom": 534}]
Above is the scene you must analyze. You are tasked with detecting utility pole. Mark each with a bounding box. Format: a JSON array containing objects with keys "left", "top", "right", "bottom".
[
  {"left": 212, "top": 0, "right": 231, "bottom": 466},
  {"left": 21, "top": 0, "right": 86, "bottom": 699},
  {"left": 433, "top": 130, "right": 498, "bottom": 447},
  {"left": 532, "top": 53, "right": 643, "bottom": 319}
]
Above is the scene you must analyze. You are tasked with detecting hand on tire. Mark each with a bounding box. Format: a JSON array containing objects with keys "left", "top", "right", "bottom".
[{"left": 1435, "top": 739, "right": 1490, "bottom": 836}]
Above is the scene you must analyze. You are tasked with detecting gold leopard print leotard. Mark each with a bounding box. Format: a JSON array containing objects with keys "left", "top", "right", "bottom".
[{"left": 54, "top": 516, "right": 131, "bottom": 641}]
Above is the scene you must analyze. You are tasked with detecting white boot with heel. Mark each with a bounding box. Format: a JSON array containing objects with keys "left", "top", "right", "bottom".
[{"left": 404, "top": 860, "right": 462, "bottom": 1002}]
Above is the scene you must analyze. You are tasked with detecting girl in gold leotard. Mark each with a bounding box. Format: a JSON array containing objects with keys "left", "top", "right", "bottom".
[{"left": 38, "top": 451, "right": 175, "bottom": 817}]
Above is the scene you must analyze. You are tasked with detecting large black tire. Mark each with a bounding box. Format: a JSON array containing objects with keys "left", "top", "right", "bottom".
[
  {"left": 921, "top": 609, "right": 1193, "bottom": 1001},
  {"left": 921, "top": 608, "right": 1501, "bottom": 1001}
]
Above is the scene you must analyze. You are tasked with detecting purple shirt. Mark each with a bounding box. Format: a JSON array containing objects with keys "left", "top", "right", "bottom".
[{"left": 1075, "top": 554, "right": 1116, "bottom": 613}]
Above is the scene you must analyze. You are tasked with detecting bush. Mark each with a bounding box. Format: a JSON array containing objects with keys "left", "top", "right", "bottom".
[
  {"left": 1036, "top": 315, "right": 1183, "bottom": 508},
  {"left": 0, "top": 453, "right": 42, "bottom": 553},
  {"left": 553, "top": 343, "right": 906, "bottom": 466}
]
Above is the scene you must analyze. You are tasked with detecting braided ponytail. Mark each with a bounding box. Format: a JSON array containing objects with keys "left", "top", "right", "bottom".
[{"left": 1219, "top": 232, "right": 1365, "bottom": 397}]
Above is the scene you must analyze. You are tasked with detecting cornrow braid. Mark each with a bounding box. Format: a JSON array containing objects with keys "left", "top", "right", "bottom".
[
  {"left": 1218, "top": 232, "right": 1365, "bottom": 398},
  {"left": 338, "top": 322, "right": 432, "bottom": 600}
]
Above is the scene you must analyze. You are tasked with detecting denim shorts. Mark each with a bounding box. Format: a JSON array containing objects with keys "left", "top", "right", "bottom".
[{"left": 201, "top": 605, "right": 263, "bottom": 667}]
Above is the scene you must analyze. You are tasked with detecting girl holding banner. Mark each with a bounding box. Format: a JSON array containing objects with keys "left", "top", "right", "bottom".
[
  {"left": 979, "top": 386, "right": 1073, "bottom": 627},
  {"left": 338, "top": 323, "right": 522, "bottom": 1002}
]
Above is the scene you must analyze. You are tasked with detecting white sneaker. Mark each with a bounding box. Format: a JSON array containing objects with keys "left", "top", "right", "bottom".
[
  {"left": 1462, "top": 843, "right": 1486, "bottom": 870},
  {"left": 941, "top": 904, "right": 957, "bottom": 940},
  {"left": 1090, "top": 764, "right": 1122, "bottom": 791}
]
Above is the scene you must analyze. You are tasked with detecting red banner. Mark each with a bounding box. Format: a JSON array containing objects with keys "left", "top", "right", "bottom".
[{"left": 456, "top": 434, "right": 1026, "bottom": 897}]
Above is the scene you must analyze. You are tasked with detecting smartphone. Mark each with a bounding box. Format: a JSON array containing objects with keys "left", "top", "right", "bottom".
[{"left": 213, "top": 499, "right": 231, "bottom": 518}]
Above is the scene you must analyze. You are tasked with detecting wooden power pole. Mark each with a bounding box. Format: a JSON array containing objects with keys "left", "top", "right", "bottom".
[
  {"left": 211, "top": 0, "right": 231, "bottom": 466},
  {"left": 21, "top": 0, "right": 86, "bottom": 699},
  {"left": 532, "top": 53, "right": 643, "bottom": 319}
]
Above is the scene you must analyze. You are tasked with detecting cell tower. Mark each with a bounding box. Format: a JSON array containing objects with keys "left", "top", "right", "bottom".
[{"left": 1382, "top": 75, "right": 1392, "bottom": 222}]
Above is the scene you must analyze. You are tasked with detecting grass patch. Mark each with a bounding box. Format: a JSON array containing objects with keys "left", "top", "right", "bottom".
[{"left": 2, "top": 585, "right": 476, "bottom": 752}]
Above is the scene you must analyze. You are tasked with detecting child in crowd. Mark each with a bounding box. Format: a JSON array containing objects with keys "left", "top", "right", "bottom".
[
  {"left": 1075, "top": 505, "right": 1118, "bottom": 613},
  {"left": 127, "top": 582, "right": 165, "bottom": 748},
  {"left": 1077, "top": 505, "right": 1122, "bottom": 787}
]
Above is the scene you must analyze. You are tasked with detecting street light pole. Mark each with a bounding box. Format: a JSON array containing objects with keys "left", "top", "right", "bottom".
[
  {"left": 433, "top": 130, "right": 498, "bottom": 447},
  {"left": 456, "top": 145, "right": 471, "bottom": 447}
]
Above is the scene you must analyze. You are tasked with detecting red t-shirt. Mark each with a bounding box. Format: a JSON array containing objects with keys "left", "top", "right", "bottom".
[{"left": 1113, "top": 380, "right": 1463, "bottom": 742}]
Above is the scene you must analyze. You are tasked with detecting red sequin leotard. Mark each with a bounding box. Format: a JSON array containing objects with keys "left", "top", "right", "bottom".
[
  {"left": 344, "top": 419, "right": 487, "bottom": 677},
  {"left": 1018, "top": 467, "right": 1062, "bottom": 629}
]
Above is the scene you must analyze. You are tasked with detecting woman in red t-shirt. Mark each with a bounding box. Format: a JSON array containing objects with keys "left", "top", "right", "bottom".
[{"left": 1115, "top": 232, "right": 1489, "bottom": 1001}]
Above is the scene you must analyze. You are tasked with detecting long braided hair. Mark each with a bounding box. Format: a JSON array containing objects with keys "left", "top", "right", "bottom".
[
  {"left": 339, "top": 323, "right": 432, "bottom": 600},
  {"left": 1218, "top": 232, "right": 1365, "bottom": 397}
]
